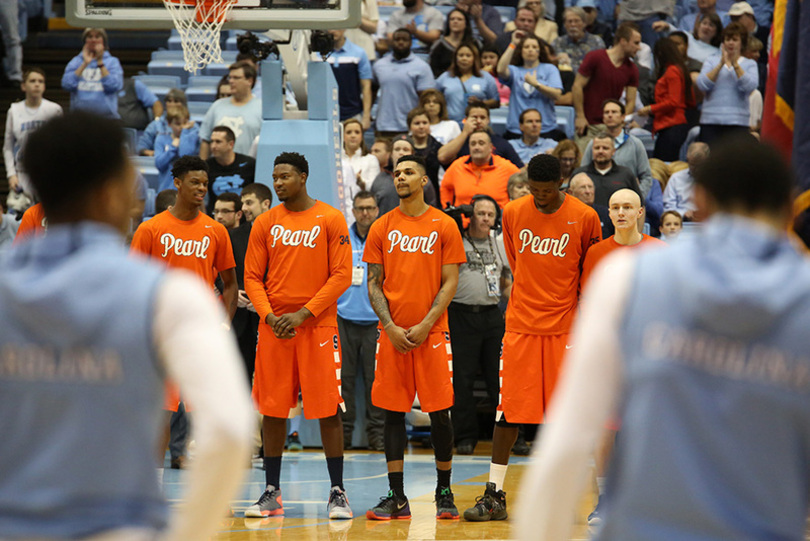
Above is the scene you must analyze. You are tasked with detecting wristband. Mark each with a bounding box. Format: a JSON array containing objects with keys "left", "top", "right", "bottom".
[{"left": 508, "top": 43, "right": 516, "bottom": 50}]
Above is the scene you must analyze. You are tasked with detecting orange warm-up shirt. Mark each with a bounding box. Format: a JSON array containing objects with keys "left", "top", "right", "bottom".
[
  {"left": 130, "top": 210, "right": 235, "bottom": 287},
  {"left": 440, "top": 154, "right": 519, "bottom": 210},
  {"left": 14, "top": 203, "right": 47, "bottom": 244},
  {"left": 580, "top": 234, "right": 666, "bottom": 288},
  {"left": 243, "top": 200, "right": 352, "bottom": 328},
  {"left": 363, "top": 206, "right": 466, "bottom": 332},
  {"left": 502, "top": 194, "right": 602, "bottom": 335}
]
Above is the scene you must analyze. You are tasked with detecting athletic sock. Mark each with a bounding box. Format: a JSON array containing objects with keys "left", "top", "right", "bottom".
[
  {"left": 263, "top": 456, "right": 282, "bottom": 490},
  {"left": 489, "top": 463, "right": 508, "bottom": 491},
  {"left": 326, "top": 456, "right": 344, "bottom": 490},
  {"left": 436, "top": 468, "right": 452, "bottom": 490},
  {"left": 388, "top": 471, "right": 405, "bottom": 500}
]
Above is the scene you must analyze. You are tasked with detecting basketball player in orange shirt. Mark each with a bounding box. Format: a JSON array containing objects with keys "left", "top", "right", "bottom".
[
  {"left": 242, "top": 152, "right": 354, "bottom": 520},
  {"left": 463, "top": 153, "right": 602, "bottom": 522},
  {"left": 579, "top": 187, "right": 665, "bottom": 526},
  {"left": 130, "top": 155, "right": 238, "bottom": 472},
  {"left": 14, "top": 202, "right": 47, "bottom": 243},
  {"left": 363, "top": 154, "right": 467, "bottom": 521}
]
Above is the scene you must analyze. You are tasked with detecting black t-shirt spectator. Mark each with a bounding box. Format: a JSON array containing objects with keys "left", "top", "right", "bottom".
[{"left": 205, "top": 153, "right": 256, "bottom": 213}]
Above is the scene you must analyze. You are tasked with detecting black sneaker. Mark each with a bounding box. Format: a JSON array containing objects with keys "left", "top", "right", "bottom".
[
  {"left": 365, "top": 490, "right": 411, "bottom": 520},
  {"left": 435, "top": 487, "right": 459, "bottom": 519},
  {"left": 511, "top": 436, "right": 530, "bottom": 456},
  {"left": 463, "top": 482, "right": 507, "bottom": 522},
  {"left": 286, "top": 431, "right": 303, "bottom": 451}
]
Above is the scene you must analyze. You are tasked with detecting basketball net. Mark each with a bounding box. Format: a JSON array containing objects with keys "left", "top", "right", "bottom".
[{"left": 163, "top": 0, "right": 236, "bottom": 73}]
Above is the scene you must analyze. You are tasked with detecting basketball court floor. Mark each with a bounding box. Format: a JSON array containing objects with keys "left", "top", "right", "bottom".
[{"left": 163, "top": 443, "right": 594, "bottom": 540}]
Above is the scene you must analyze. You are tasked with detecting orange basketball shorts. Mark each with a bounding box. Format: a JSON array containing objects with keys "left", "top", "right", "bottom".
[
  {"left": 253, "top": 325, "right": 345, "bottom": 420},
  {"left": 371, "top": 330, "right": 454, "bottom": 413},
  {"left": 496, "top": 331, "right": 570, "bottom": 424},
  {"left": 164, "top": 381, "right": 180, "bottom": 412}
]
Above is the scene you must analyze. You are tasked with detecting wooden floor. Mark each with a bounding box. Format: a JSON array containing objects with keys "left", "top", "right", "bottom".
[{"left": 164, "top": 442, "right": 595, "bottom": 541}]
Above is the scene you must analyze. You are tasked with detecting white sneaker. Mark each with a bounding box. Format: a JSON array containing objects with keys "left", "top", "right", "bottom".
[{"left": 327, "top": 486, "right": 353, "bottom": 519}]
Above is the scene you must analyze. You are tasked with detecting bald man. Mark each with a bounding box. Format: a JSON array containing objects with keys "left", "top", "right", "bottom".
[
  {"left": 578, "top": 187, "right": 666, "bottom": 526},
  {"left": 568, "top": 172, "right": 613, "bottom": 239}
]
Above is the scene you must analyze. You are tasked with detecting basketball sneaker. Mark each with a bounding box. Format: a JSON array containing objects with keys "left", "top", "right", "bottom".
[
  {"left": 463, "top": 482, "right": 507, "bottom": 521},
  {"left": 286, "top": 431, "right": 303, "bottom": 451},
  {"left": 365, "top": 490, "right": 411, "bottom": 520},
  {"left": 327, "top": 486, "right": 353, "bottom": 519},
  {"left": 244, "top": 485, "right": 283, "bottom": 517},
  {"left": 434, "top": 487, "right": 460, "bottom": 519}
]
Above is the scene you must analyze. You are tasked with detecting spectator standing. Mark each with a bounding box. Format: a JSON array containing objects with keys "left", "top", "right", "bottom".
[
  {"left": 342, "top": 118, "right": 381, "bottom": 195},
  {"left": 573, "top": 131, "right": 641, "bottom": 207},
  {"left": 418, "top": 89, "right": 462, "bottom": 145},
  {"left": 551, "top": 139, "right": 582, "bottom": 188},
  {"left": 617, "top": 0, "right": 675, "bottom": 47},
  {"left": 441, "top": 129, "right": 520, "bottom": 210},
  {"left": 438, "top": 103, "right": 525, "bottom": 169},
  {"left": 429, "top": 9, "right": 474, "bottom": 78},
  {"left": 205, "top": 125, "right": 256, "bottom": 213},
  {"left": 118, "top": 77, "right": 162, "bottom": 131},
  {"left": 580, "top": 0, "right": 614, "bottom": 47},
  {"left": 504, "top": 0, "right": 559, "bottom": 46},
  {"left": 61, "top": 28, "right": 124, "bottom": 118},
  {"left": 0, "top": 1, "right": 22, "bottom": 85},
  {"left": 385, "top": 0, "right": 444, "bottom": 53},
  {"left": 637, "top": 39, "right": 696, "bottom": 161},
  {"left": 325, "top": 29, "right": 373, "bottom": 130},
  {"left": 373, "top": 28, "right": 436, "bottom": 137},
  {"left": 450, "top": 195, "right": 511, "bottom": 456},
  {"left": 407, "top": 108, "right": 443, "bottom": 199},
  {"left": 137, "top": 88, "right": 187, "bottom": 156},
  {"left": 552, "top": 7, "right": 605, "bottom": 72},
  {"left": 653, "top": 13, "right": 722, "bottom": 64},
  {"left": 213, "top": 192, "right": 243, "bottom": 230},
  {"left": 437, "top": 42, "right": 500, "bottom": 123},
  {"left": 344, "top": 0, "right": 380, "bottom": 61},
  {"left": 696, "top": 22, "right": 758, "bottom": 145},
  {"left": 199, "top": 60, "right": 262, "bottom": 158},
  {"left": 495, "top": 7, "right": 540, "bottom": 54},
  {"left": 4, "top": 67, "right": 63, "bottom": 197},
  {"left": 679, "top": 0, "right": 730, "bottom": 34},
  {"left": 573, "top": 22, "right": 641, "bottom": 144},
  {"left": 154, "top": 106, "right": 199, "bottom": 192},
  {"left": 581, "top": 100, "right": 654, "bottom": 198},
  {"left": 498, "top": 33, "right": 564, "bottom": 141},
  {"left": 337, "top": 191, "right": 385, "bottom": 451},
  {"left": 456, "top": 0, "right": 505, "bottom": 45}
]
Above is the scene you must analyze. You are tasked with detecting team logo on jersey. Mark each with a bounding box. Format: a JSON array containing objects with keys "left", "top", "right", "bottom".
[
  {"left": 160, "top": 233, "right": 211, "bottom": 259},
  {"left": 269, "top": 224, "right": 321, "bottom": 248},
  {"left": 387, "top": 230, "right": 438, "bottom": 254},
  {"left": 517, "top": 229, "right": 569, "bottom": 258}
]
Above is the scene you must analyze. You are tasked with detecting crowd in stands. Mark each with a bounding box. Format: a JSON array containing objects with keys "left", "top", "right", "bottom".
[{"left": 0, "top": 0, "right": 778, "bottom": 445}]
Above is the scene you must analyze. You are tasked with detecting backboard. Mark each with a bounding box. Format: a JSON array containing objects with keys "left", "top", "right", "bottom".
[{"left": 65, "top": 0, "right": 360, "bottom": 30}]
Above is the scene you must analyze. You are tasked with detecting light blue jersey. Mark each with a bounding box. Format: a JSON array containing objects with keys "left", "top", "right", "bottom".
[
  {"left": 598, "top": 215, "right": 810, "bottom": 541},
  {"left": 0, "top": 223, "right": 168, "bottom": 538}
]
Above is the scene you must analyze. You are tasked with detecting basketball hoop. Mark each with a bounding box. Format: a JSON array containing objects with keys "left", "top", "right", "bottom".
[{"left": 163, "top": 0, "right": 236, "bottom": 73}]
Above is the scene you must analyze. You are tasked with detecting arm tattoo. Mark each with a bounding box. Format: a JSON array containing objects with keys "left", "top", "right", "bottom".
[{"left": 367, "top": 263, "right": 394, "bottom": 328}]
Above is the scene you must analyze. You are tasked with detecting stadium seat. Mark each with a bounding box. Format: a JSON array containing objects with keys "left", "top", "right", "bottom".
[
  {"left": 151, "top": 49, "right": 185, "bottom": 61},
  {"left": 495, "top": 6, "right": 516, "bottom": 23},
  {"left": 187, "top": 101, "right": 211, "bottom": 124},
  {"left": 185, "top": 75, "right": 222, "bottom": 103},
  {"left": 133, "top": 74, "right": 183, "bottom": 103},
  {"left": 132, "top": 155, "right": 160, "bottom": 191},
  {"left": 555, "top": 105, "right": 576, "bottom": 139},
  {"left": 490, "top": 107, "right": 508, "bottom": 135},
  {"left": 146, "top": 58, "right": 189, "bottom": 85}
]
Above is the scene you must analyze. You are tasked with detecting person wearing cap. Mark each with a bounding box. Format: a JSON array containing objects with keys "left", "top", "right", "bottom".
[
  {"left": 579, "top": 0, "right": 614, "bottom": 47},
  {"left": 61, "top": 28, "right": 124, "bottom": 119},
  {"left": 727, "top": 0, "right": 770, "bottom": 88}
]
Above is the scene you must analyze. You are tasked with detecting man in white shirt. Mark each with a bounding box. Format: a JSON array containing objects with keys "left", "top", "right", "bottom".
[{"left": 662, "top": 142, "right": 709, "bottom": 221}]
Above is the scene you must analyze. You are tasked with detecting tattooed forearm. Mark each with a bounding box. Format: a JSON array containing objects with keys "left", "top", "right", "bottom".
[{"left": 367, "top": 263, "right": 394, "bottom": 328}]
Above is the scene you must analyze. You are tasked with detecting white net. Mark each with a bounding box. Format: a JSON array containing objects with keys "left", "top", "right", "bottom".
[{"left": 163, "top": 0, "right": 236, "bottom": 73}]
